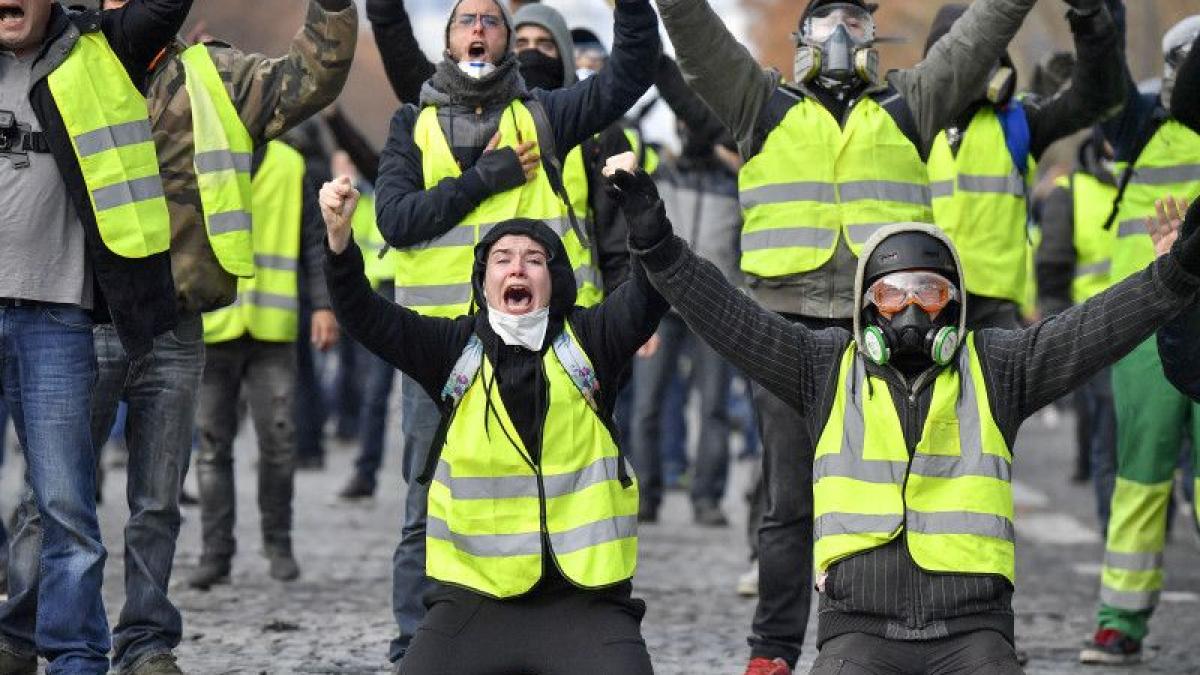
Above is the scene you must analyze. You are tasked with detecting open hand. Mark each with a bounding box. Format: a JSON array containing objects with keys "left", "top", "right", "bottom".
[
  {"left": 1146, "top": 196, "right": 1189, "bottom": 258},
  {"left": 320, "top": 175, "right": 360, "bottom": 254}
]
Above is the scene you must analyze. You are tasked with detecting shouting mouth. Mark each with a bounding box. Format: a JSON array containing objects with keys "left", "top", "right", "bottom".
[
  {"left": 0, "top": 3, "right": 25, "bottom": 30},
  {"left": 502, "top": 284, "right": 534, "bottom": 313},
  {"left": 467, "top": 40, "right": 487, "bottom": 60}
]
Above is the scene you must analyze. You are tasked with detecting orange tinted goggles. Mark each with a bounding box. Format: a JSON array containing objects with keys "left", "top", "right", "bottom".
[{"left": 864, "top": 271, "right": 958, "bottom": 315}]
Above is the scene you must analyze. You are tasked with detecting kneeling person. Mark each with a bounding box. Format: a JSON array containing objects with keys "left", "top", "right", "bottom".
[{"left": 320, "top": 175, "right": 665, "bottom": 674}]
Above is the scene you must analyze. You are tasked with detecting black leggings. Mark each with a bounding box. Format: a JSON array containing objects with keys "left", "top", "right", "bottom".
[{"left": 398, "top": 581, "right": 654, "bottom": 675}]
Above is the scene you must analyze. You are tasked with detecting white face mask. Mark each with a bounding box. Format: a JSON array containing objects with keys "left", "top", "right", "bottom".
[
  {"left": 487, "top": 304, "right": 549, "bottom": 351},
  {"left": 459, "top": 60, "right": 497, "bottom": 79}
]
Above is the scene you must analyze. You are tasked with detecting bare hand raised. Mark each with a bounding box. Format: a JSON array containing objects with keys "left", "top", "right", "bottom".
[
  {"left": 1146, "top": 196, "right": 1189, "bottom": 259},
  {"left": 320, "top": 175, "right": 360, "bottom": 254}
]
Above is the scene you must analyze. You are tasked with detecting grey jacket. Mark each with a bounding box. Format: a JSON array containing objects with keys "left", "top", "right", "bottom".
[
  {"left": 656, "top": 159, "right": 742, "bottom": 285},
  {"left": 653, "top": 0, "right": 1110, "bottom": 319}
]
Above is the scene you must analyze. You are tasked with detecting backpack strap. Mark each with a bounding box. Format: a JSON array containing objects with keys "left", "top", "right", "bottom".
[
  {"left": 416, "top": 334, "right": 485, "bottom": 485},
  {"left": 996, "top": 100, "right": 1032, "bottom": 178},
  {"left": 522, "top": 96, "right": 590, "bottom": 248},
  {"left": 1102, "top": 106, "right": 1170, "bottom": 230},
  {"left": 553, "top": 322, "right": 632, "bottom": 488}
]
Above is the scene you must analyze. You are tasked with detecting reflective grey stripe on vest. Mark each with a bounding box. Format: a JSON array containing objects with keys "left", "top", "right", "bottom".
[
  {"left": 575, "top": 265, "right": 601, "bottom": 288},
  {"left": 1117, "top": 219, "right": 1148, "bottom": 239},
  {"left": 815, "top": 512, "right": 902, "bottom": 539},
  {"left": 1075, "top": 260, "right": 1112, "bottom": 278},
  {"left": 739, "top": 181, "right": 837, "bottom": 209},
  {"left": 846, "top": 223, "right": 889, "bottom": 245},
  {"left": 434, "top": 456, "right": 626, "bottom": 501},
  {"left": 1129, "top": 164, "right": 1200, "bottom": 186},
  {"left": 411, "top": 217, "right": 570, "bottom": 252},
  {"left": 92, "top": 175, "right": 166, "bottom": 211},
  {"left": 930, "top": 180, "right": 954, "bottom": 199},
  {"left": 813, "top": 357, "right": 909, "bottom": 483},
  {"left": 1103, "top": 549, "right": 1163, "bottom": 571},
  {"left": 1099, "top": 587, "right": 1159, "bottom": 611},
  {"left": 427, "top": 515, "right": 542, "bottom": 557},
  {"left": 208, "top": 211, "right": 252, "bottom": 235},
  {"left": 396, "top": 283, "right": 473, "bottom": 308},
  {"left": 741, "top": 227, "right": 837, "bottom": 252},
  {"left": 906, "top": 510, "right": 1013, "bottom": 540},
  {"left": 427, "top": 513, "right": 635, "bottom": 558},
  {"left": 74, "top": 119, "right": 153, "bottom": 157},
  {"left": 236, "top": 290, "right": 298, "bottom": 312},
  {"left": 194, "top": 149, "right": 253, "bottom": 174},
  {"left": 253, "top": 254, "right": 297, "bottom": 272},
  {"left": 839, "top": 180, "right": 931, "bottom": 206},
  {"left": 955, "top": 173, "right": 1025, "bottom": 197}
]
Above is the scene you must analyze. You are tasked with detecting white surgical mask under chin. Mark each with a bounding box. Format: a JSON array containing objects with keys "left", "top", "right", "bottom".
[
  {"left": 459, "top": 60, "right": 497, "bottom": 79},
  {"left": 487, "top": 303, "right": 550, "bottom": 351}
]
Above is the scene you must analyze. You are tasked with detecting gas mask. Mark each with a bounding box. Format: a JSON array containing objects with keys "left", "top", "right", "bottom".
[
  {"left": 794, "top": 3, "right": 877, "bottom": 86},
  {"left": 860, "top": 270, "right": 960, "bottom": 368}
]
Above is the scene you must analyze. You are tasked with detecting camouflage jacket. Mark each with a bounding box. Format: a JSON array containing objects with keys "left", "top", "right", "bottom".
[{"left": 147, "top": 0, "right": 357, "bottom": 315}]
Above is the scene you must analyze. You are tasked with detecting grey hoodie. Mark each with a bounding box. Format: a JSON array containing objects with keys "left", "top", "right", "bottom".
[{"left": 513, "top": 3, "right": 577, "bottom": 87}]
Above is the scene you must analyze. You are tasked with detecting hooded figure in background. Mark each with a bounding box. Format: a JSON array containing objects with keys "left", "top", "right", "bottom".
[
  {"left": 612, "top": 160, "right": 1200, "bottom": 674},
  {"left": 320, "top": 166, "right": 670, "bottom": 672}
]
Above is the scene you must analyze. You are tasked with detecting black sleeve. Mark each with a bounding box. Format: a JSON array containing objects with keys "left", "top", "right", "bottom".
[
  {"left": 325, "top": 106, "right": 381, "bottom": 184},
  {"left": 977, "top": 252, "right": 1200, "bottom": 439},
  {"left": 1170, "top": 35, "right": 1200, "bottom": 134},
  {"left": 586, "top": 131, "right": 634, "bottom": 292},
  {"left": 1025, "top": 7, "right": 1125, "bottom": 159},
  {"left": 1035, "top": 184, "right": 1076, "bottom": 317},
  {"left": 300, "top": 177, "right": 330, "bottom": 309},
  {"left": 374, "top": 106, "right": 492, "bottom": 247},
  {"left": 635, "top": 234, "right": 848, "bottom": 415},
  {"left": 654, "top": 54, "right": 727, "bottom": 144},
  {"left": 325, "top": 237, "right": 469, "bottom": 394},
  {"left": 102, "top": 0, "right": 194, "bottom": 85},
  {"left": 366, "top": 0, "right": 436, "bottom": 105},
  {"left": 1158, "top": 304, "right": 1200, "bottom": 401},
  {"left": 538, "top": 0, "right": 660, "bottom": 157}
]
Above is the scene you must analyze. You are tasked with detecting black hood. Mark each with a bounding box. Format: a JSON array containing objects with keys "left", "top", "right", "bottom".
[{"left": 471, "top": 218, "right": 577, "bottom": 320}]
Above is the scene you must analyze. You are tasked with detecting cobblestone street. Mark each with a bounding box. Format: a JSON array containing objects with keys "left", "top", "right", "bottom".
[{"left": 6, "top": 406, "right": 1199, "bottom": 674}]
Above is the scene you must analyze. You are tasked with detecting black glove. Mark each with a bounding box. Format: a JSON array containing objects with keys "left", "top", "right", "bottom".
[
  {"left": 1062, "top": 0, "right": 1103, "bottom": 15},
  {"left": 472, "top": 148, "right": 526, "bottom": 195},
  {"left": 1172, "top": 198, "right": 1200, "bottom": 275},
  {"left": 607, "top": 168, "right": 671, "bottom": 249}
]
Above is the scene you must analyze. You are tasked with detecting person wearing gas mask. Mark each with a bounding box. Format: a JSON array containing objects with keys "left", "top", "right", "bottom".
[
  {"left": 1077, "top": 6, "right": 1200, "bottom": 664},
  {"left": 319, "top": 164, "right": 668, "bottom": 674},
  {"left": 649, "top": 0, "right": 1089, "bottom": 670},
  {"left": 608, "top": 158, "right": 1200, "bottom": 674},
  {"left": 925, "top": 2, "right": 1123, "bottom": 330},
  {"left": 369, "top": 0, "right": 659, "bottom": 668}
]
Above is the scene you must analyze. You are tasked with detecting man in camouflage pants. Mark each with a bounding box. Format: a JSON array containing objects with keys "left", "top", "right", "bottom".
[{"left": 0, "top": 2, "right": 357, "bottom": 674}]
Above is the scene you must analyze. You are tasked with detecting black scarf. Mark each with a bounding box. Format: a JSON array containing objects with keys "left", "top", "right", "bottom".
[{"left": 420, "top": 53, "right": 526, "bottom": 109}]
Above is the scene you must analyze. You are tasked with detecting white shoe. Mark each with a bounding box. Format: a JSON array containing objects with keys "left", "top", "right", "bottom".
[{"left": 737, "top": 561, "right": 759, "bottom": 597}]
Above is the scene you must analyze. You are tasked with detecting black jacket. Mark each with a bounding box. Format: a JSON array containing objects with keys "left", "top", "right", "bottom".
[{"left": 27, "top": 1, "right": 192, "bottom": 357}]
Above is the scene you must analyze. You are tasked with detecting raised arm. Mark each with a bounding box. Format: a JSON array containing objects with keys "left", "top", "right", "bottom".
[
  {"left": 366, "top": 0, "right": 435, "bottom": 105},
  {"left": 652, "top": 0, "right": 776, "bottom": 157},
  {"left": 653, "top": 54, "right": 727, "bottom": 145},
  {"left": 538, "top": 0, "right": 661, "bottom": 156},
  {"left": 374, "top": 106, "right": 527, "bottom": 247},
  {"left": 1170, "top": 35, "right": 1200, "bottom": 134},
  {"left": 217, "top": 0, "right": 358, "bottom": 143},
  {"left": 1024, "top": 6, "right": 1124, "bottom": 159},
  {"left": 102, "top": 0, "right": 194, "bottom": 83}
]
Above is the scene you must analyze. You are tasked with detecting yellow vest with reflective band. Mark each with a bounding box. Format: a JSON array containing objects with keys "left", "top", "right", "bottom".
[
  {"left": 929, "top": 107, "right": 1035, "bottom": 305},
  {"left": 350, "top": 192, "right": 399, "bottom": 286},
  {"left": 202, "top": 142, "right": 305, "bottom": 343},
  {"left": 560, "top": 147, "right": 602, "bottom": 306},
  {"left": 46, "top": 32, "right": 170, "bottom": 259},
  {"left": 178, "top": 44, "right": 255, "bottom": 277},
  {"left": 738, "top": 94, "right": 932, "bottom": 278},
  {"left": 1056, "top": 173, "right": 1117, "bottom": 303},
  {"left": 813, "top": 335, "right": 1015, "bottom": 583},
  {"left": 399, "top": 102, "right": 593, "bottom": 318},
  {"left": 427, "top": 326, "right": 639, "bottom": 598},
  {"left": 1110, "top": 120, "right": 1200, "bottom": 284},
  {"left": 623, "top": 127, "right": 659, "bottom": 175}
]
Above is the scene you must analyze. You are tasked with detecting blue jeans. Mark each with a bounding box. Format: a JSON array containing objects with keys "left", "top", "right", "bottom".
[
  {"left": 90, "top": 316, "right": 202, "bottom": 670},
  {"left": 0, "top": 305, "right": 109, "bottom": 674},
  {"left": 388, "top": 373, "right": 438, "bottom": 664}
]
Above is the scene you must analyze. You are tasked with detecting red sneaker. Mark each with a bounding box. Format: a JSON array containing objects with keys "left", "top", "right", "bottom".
[
  {"left": 743, "top": 657, "right": 791, "bottom": 675},
  {"left": 1079, "top": 627, "right": 1142, "bottom": 665}
]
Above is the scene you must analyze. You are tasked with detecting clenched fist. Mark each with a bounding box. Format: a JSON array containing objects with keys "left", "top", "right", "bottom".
[{"left": 320, "top": 175, "right": 360, "bottom": 254}]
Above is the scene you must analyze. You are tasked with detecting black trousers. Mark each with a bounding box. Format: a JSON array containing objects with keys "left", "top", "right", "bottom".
[
  {"left": 399, "top": 581, "right": 653, "bottom": 675},
  {"left": 810, "top": 631, "right": 1024, "bottom": 675}
]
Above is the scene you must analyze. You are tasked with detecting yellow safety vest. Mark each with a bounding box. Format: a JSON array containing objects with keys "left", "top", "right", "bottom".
[
  {"left": 202, "top": 141, "right": 305, "bottom": 343},
  {"left": 427, "top": 326, "right": 639, "bottom": 598},
  {"left": 350, "top": 192, "right": 399, "bottom": 286},
  {"left": 399, "top": 101, "right": 594, "bottom": 318},
  {"left": 1054, "top": 173, "right": 1117, "bottom": 304},
  {"left": 560, "top": 147, "right": 602, "bottom": 307},
  {"left": 813, "top": 335, "right": 1015, "bottom": 583},
  {"left": 738, "top": 91, "right": 932, "bottom": 278},
  {"left": 1110, "top": 120, "right": 1200, "bottom": 284},
  {"left": 178, "top": 44, "right": 255, "bottom": 277},
  {"left": 46, "top": 31, "right": 170, "bottom": 258},
  {"left": 623, "top": 127, "right": 659, "bottom": 176},
  {"left": 929, "top": 107, "right": 1035, "bottom": 305}
]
